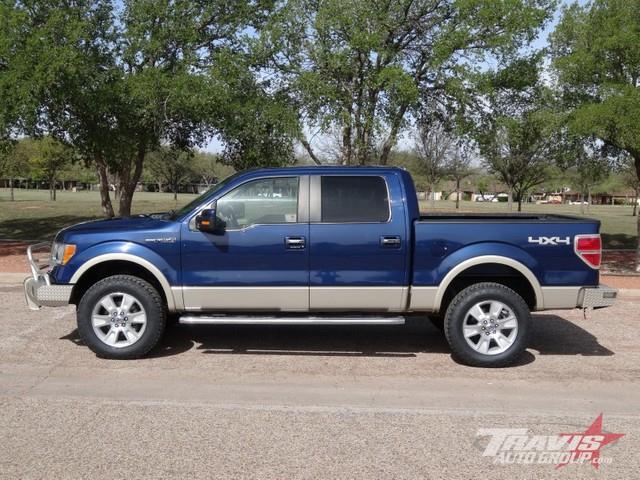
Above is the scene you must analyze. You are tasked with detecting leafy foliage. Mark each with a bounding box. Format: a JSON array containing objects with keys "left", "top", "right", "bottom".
[
  {"left": 257, "top": 0, "right": 555, "bottom": 165},
  {"left": 550, "top": 0, "right": 640, "bottom": 265},
  {"left": 0, "top": 0, "right": 289, "bottom": 216},
  {"left": 28, "top": 137, "right": 74, "bottom": 201},
  {"left": 473, "top": 56, "right": 557, "bottom": 211}
]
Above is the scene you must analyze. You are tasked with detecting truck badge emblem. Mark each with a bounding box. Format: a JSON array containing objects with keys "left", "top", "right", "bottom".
[{"left": 527, "top": 236, "right": 571, "bottom": 245}]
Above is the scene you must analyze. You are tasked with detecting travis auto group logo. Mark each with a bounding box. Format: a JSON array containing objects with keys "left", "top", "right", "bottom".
[{"left": 477, "top": 414, "right": 624, "bottom": 469}]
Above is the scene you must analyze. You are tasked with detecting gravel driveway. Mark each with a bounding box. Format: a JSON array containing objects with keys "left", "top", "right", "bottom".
[{"left": 1, "top": 281, "right": 638, "bottom": 479}]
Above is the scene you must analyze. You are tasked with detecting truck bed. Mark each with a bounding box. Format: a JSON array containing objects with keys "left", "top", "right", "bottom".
[{"left": 412, "top": 213, "right": 600, "bottom": 288}]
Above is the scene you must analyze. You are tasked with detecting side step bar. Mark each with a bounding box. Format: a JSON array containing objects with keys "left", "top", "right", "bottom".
[{"left": 179, "top": 315, "right": 406, "bottom": 326}]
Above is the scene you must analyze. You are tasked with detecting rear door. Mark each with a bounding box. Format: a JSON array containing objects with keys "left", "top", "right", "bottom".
[{"left": 308, "top": 173, "right": 408, "bottom": 311}]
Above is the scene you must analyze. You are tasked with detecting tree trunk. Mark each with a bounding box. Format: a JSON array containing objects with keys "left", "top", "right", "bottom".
[
  {"left": 637, "top": 207, "right": 640, "bottom": 272},
  {"left": 517, "top": 194, "right": 523, "bottom": 212},
  {"left": 429, "top": 183, "right": 435, "bottom": 209},
  {"left": 580, "top": 192, "right": 585, "bottom": 215},
  {"left": 342, "top": 125, "right": 352, "bottom": 165},
  {"left": 49, "top": 178, "right": 57, "bottom": 201},
  {"left": 173, "top": 189, "right": 177, "bottom": 201},
  {"left": 118, "top": 146, "right": 145, "bottom": 217},
  {"left": 299, "top": 137, "right": 321, "bottom": 165},
  {"left": 9, "top": 177, "right": 14, "bottom": 201},
  {"left": 587, "top": 186, "right": 592, "bottom": 214},
  {"left": 633, "top": 188, "right": 638, "bottom": 217},
  {"left": 379, "top": 103, "right": 409, "bottom": 165},
  {"left": 634, "top": 155, "right": 640, "bottom": 271},
  {"left": 95, "top": 154, "right": 115, "bottom": 217},
  {"left": 507, "top": 186, "right": 513, "bottom": 212},
  {"left": 455, "top": 178, "right": 461, "bottom": 210}
]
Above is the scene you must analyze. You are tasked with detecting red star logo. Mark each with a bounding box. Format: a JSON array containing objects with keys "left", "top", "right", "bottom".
[{"left": 556, "top": 413, "right": 625, "bottom": 470}]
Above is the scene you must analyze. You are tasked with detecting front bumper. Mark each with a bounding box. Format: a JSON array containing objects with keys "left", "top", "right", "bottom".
[
  {"left": 23, "top": 243, "right": 72, "bottom": 310},
  {"left": 578, "top": 284, "right": 617, "bottom": 309}
]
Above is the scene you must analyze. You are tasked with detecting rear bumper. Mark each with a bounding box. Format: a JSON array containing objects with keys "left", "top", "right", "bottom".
[
  {"left": 577, "top": 284, "right": 617, "bottom": 309},
  {"left": 23, "top": 243, "right": 72, "bottom": 310}
]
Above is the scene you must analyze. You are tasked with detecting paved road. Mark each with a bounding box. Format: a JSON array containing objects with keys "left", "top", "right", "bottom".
[{"left": 1, "top": 282, "right": 638, "bottom": 479}]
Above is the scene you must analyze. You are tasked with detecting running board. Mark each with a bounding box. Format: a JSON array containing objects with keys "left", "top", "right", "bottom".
[{"left": 178, "top": 315, "right": 406, "bottom": 325}]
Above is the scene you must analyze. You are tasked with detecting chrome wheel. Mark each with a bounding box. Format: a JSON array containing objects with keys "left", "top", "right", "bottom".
[
  {"left": 462, "top": 300, "right": 518, "bottom": 356},
  {"left": 91, "top": 292, "right": 147, "bottom": 348}
]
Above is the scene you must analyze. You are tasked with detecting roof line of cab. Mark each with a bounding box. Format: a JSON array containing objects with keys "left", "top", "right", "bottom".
[
  {"left": 174, "top": 165, "right": 409, "bottom": 223},
  {"left": 241, "top": 165, "right": 407, "bottom": 176}
]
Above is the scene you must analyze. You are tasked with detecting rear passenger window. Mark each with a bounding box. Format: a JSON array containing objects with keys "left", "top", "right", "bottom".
[{"left": 321, "top": 176, "right": 390, "bottom": 223}]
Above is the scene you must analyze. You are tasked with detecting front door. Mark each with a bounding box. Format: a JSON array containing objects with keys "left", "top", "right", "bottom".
[
  {"left": 181, "top": 175, "right": 309, "bottom": 311},
  {"left": 308, "top": 173, "right": 408, "bottom": 311}
]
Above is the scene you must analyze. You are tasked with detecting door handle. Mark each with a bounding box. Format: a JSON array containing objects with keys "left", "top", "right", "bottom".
[
  {"left": 285, "top": 236, "right": 306, "bottom": 249},
  {"left": 380, "top": 236, "right": 401, "bottom": 248}
]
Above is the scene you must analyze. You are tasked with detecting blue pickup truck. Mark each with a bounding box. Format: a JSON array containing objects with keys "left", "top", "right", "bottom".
[{"left": 24, "top": 166, "right": 617, "bottom": 366}]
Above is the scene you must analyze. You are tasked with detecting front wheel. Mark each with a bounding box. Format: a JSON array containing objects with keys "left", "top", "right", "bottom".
[
  {"left": 443, "top": 282, "right": 531, "bottom": 367},
  {"left": 77, "top": 275, "right": 166, "bottom": 359}
]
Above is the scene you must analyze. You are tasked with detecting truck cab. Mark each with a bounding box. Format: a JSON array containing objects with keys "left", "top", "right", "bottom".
[{"left": 24, "top": 166, "right": 617, "bottom": 366}]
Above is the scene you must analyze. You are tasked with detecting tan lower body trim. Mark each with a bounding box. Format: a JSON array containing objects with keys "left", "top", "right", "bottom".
[
  {"left": 539, "top": 287, "right": 582, "bottom": 310},
  {"left": 310, "top": 286, "right": 407, "bottom": 312},
  {"left": 409, "top": 286, "right": 583, "bottom": 312},
  {"left": 182, "top": 287, "right": 308, "bottom": 311},
  {"left": 408, "top": 286, "right": 438, "bottom": 312},
  {"left": 170, "top": 287, "right": 184, "bottom": 311}
]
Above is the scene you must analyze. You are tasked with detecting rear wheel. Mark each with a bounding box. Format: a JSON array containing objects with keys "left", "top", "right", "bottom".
[
  {"left": 77, "top": 275, "right": 166, "bottom": 359},
  {"left": 444, "top": 282, "right": 530, "bottom": 367}
]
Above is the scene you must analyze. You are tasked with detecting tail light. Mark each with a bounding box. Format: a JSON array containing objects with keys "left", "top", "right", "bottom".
[{"left": 574, "top": 234, "right": 601, "bottom": 269}]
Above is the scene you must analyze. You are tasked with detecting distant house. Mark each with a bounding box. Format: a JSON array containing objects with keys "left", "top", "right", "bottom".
[{"left": 529, "top": 188, "right": 638, "bottom": 205}]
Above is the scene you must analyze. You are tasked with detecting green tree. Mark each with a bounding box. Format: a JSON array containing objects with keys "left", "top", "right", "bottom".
[
  {"left": 147, "top": 148, "right": 195, "bottom": 201},
  {"left": 474, "top": 174, "right": 498, "bottom": 200},
  {"left": 413, "top": 125, "right": 455, "bottom": 207},
  {"left": 0, "top": 137, "right": 17, "bottom": 200},
  {"left": 1, "top": 0, "right": 122, "bottom": 215},
  {"left": 1, "top": 0, "right": 275, "bottom": 217},
  {"left": 30, "top": 137, "right": 74, "bottom": 201},
  {"left": 217, "top": 76, "right": 298, "bottom": 170},
  {"left": 447, "top": 144, "right": 474, "bottom": 210},
  {"left": 474, "top": 56, "right": 557, "bottom": 212},
  {"left": 477, "top": 112, "right": 554, "bottom": 212},
  {"left": 550, "top": 0, "right": 640, "bottom": 267},
  {"left": 622, "top": 158, "right": 640, "bottom": 217},
  {"left": 191, "top": 151, "right": 235, "bottom": 187},
  {"left": 568, "top": 147, "right": 610, "bottom": 214},
  {"left": 258, "top": 0, "right": 555, "bottom": 165}
]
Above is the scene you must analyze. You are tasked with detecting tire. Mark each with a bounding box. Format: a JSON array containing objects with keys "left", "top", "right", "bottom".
[
  {"left": 77, "top": 275, "right": 166, "bottom": 359},
  {"left": 443, "top": 282, "right": 530, "bottom": 367}
]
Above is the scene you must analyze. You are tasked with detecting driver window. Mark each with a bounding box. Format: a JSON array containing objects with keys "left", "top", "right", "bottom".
[{"left": 216, "top": 177, "right": 299, "bottom": 229}]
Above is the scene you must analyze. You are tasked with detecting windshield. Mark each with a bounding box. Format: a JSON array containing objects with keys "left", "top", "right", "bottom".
[{"left": 170, "top": 172, "right": 241, "bottom": 220}]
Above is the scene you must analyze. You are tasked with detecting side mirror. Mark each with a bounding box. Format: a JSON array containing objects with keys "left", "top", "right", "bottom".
[{"left": 195, "top": 208, "right": 225, "bottom": 234}]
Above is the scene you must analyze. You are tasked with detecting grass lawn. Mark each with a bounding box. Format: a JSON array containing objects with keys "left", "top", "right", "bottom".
[
  {"left": 0, "top": 188, "right": 637, "bottom": 248},
  {"left": 0, "top": 189, "right": 197, "bottom": 241}
]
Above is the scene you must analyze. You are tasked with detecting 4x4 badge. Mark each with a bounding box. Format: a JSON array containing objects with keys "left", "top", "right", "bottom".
[
  {"left": 528, "top": 236, "right": 571, "bottom": 245},
  {"left": 144, "top": 237, "right": 177, "bottom": 243}
]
